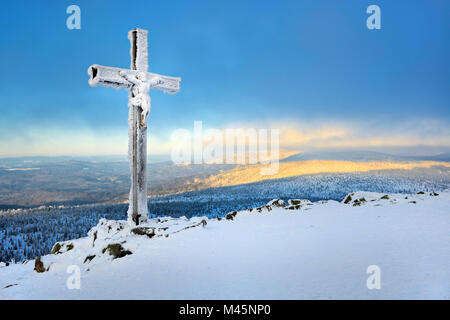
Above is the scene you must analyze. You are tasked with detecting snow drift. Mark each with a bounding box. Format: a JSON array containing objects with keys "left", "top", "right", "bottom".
[{"left": 0, "top": 190, "right": 449, "bottom": 299}]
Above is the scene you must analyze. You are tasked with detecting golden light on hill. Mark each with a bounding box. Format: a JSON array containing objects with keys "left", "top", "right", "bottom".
[{"left": 201, "top": 160, "right": 450, "bottom": 188}]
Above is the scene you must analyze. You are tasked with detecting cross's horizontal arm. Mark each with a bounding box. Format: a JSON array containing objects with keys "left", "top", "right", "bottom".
[{"left": 88, "top": 64, "right": 181, "bottom": 94}]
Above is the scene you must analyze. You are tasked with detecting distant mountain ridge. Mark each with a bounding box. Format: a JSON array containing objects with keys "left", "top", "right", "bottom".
[
  {"left": 281, "top": 151, "right": 412, "bottom": 162},
  {"left": 1, "top": 151, "right": 449, "bottom": 208},
  {"left": 407, "top": 152, "right": 450, "bottom": 162}
]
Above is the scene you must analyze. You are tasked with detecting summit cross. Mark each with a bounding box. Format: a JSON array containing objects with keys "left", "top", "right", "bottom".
[{"left": 88, "top": 28, "right": 181, "bottom": 225}]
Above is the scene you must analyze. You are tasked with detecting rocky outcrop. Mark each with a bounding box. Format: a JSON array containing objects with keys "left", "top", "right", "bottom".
[{"left": 34, "top": 257, "right": 46, "bottom": 273}]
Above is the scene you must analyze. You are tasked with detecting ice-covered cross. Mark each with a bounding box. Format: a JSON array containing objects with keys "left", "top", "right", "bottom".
[{"left": 88, "top": 28, "right": 181, "bottom": 226}]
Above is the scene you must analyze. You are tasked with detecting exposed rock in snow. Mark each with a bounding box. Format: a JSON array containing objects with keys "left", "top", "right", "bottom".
[
  {"left": 285, "top": 199, "right": 312, "bottom": 210},
  {"left": 33, "top": 257, "right": 46, "bottom": 273},
  {"left": 267, "top": 199, "right": 286, "bottom": 207},
  {"left": 288, "top": 199, "right": 311, "bottom": 206},
  {"left": 0, "top": 190, "right": 449, "bottom": 299}
]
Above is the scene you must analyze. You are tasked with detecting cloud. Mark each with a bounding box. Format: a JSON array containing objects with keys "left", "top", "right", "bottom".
[
  {"left": 0, "top": 117, "right": 449, "bottom": 157},
  {"left": 274, "top": 118, "right": 450, "bottom": 150},
  {"left": 186, "top": 117, "right": 450, "bottom": 155},
  {"left": 0, "top": 126, "right": 170, "bottom": 157}
]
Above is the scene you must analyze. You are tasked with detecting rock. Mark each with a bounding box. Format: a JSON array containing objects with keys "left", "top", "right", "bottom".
[
  {"left": 102, "top": 244, "right": 132, "bottom": 259},
  {"left": 226, "top": 211, "right": 237, "bottom": 220},
  {"left": 288, "top": 199, "right": 312, "bottom": 206},
  {"left": 131, "top": 227, "right": 155, "bottom": 238},
  {"left": 255, "top": 205, "right": 272, "bottom": 213},
  {"left": 51, "top": 242, "right": 74, "bottom": 254},
  {"left": 343, "top": 195, "right": 352, "bottom": 204},
  {"left": 380, "top": 195, "right": 389, "bottom": 200},
  {"left": 51, "top": 243, "right": 61, "bottom": 254},
  {"left": 352, "top": 198, "right": 366, "bottom": 206},
  {"left": 84, "top": 255, "right": 96, "bottom": 263},
  {"left": 417, "top": 191, "right": 425, "bottom": 194},
  {"left": 267, "top": 199, "right": 286, "bottom": 207},
  {"left": 34, "top": 256, "right": 46, "bottom": 273}
]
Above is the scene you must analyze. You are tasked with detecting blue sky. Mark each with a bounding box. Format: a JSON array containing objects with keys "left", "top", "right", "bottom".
[{"left": 0, "top": 0, "right": 449, "bottom": 156}]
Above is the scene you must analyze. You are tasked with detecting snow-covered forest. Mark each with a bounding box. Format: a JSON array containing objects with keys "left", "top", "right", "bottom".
[
  {"left": 1, "top": 169, "right": 449, "bottom": 263},
  {"left": 1, "top": 189, "right": 449, "bottom": 299}
]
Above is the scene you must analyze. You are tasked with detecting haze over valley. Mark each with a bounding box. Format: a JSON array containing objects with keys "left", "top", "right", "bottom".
[{"left": 1, "top": 151, "right": 449, "bottom": 210}]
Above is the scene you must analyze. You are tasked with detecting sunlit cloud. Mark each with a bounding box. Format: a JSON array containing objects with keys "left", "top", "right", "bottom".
[
  {"left": 0, "top": 117, "right": 449, "bottom": 157},
  {"left": 275, "top": 118, "right": 450, "bottom": 151}
]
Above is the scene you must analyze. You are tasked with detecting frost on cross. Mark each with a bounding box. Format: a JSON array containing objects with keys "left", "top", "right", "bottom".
[
  {"left": 120, "top": 71, "right": 161, "bottom": 128},
  {"left": 87, "top": 28, "right": 181, "bottom": 225}
]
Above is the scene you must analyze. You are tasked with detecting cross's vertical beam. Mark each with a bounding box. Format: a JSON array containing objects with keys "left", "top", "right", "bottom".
[
  {"left": 128, "top": 29, "right": 149, "bottom": 225},
  {"left": 88, "top": 28, "right": 180, "bottom": 227}
]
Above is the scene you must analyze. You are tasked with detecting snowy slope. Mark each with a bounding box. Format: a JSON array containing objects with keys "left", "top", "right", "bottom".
[{"left": 0, "top": 191, "right": 449, "bottom": 299}]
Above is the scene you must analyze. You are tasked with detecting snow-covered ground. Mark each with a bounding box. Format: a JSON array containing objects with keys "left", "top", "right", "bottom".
[{"left": 0, "top": 190, "right": 449, "bottom": 299}]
